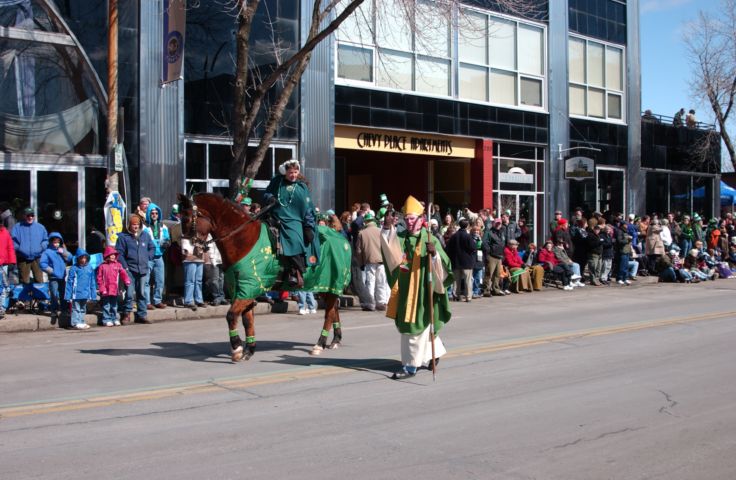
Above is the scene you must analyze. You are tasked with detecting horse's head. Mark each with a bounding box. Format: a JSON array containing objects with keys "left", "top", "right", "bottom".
[{"left": 177, "top": 193, "right": 212, "bottom": 239}]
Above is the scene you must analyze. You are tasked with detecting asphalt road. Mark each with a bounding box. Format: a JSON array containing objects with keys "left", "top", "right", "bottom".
[{"left": 1, "top": 279, "right": 736, "bottom": 480}]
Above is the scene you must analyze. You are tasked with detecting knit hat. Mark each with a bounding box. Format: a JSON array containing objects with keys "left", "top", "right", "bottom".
[{"left": 103, "top": 246, "right": 117, "bottom": 259}]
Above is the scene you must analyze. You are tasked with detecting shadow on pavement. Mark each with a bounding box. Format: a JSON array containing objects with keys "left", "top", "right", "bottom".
[
  {"left": 80, "top": 340, "right": 313, "bottom": 363},
  {"left": 265, "top": 354, "right": 402, "bottom": 376}
]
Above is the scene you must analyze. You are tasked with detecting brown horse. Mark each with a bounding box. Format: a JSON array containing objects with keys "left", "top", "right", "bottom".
[{"left": 178, "top": 193, "right": 350, "bottom": 362}]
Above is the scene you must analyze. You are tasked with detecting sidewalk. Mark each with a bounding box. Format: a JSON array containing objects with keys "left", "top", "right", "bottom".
[{"left": 0, "top": 278, "right": 660, "bottom": 333}]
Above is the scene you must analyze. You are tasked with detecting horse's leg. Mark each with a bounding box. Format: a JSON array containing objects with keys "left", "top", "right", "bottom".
[
  {"left": 227, "top": 300, "right": 248, "bottom": 362},
  {"left": 240, "top": 299, "right": 257, "bottom": 360},
  {"left": 310, "top": 293, "right": 342, "bottom": 356}
]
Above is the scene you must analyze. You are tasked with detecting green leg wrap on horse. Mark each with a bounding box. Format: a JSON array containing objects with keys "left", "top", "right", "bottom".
[
  {"left": 333, "top": 322, "right": 341, "bottom": 329},
  {"left": 229, "top": 329, "right": 239, "bottom": 338},
  {"left": 245, "top": 336, "right": 255, "bottom": 343},
  {"left": 321, "top": 329, "right": 329, "bottom": 337}
]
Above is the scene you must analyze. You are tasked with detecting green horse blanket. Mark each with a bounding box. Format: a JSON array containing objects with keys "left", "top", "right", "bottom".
[{"left": 225, "top": 224, "right": 352, "bottom": 299}]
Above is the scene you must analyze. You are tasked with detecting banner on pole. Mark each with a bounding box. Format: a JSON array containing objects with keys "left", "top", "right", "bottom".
[
  {"left": 162, "top": 0, "right": 186, "bottom": 84},
  {"left": 104, "top": 192, "right": 127, "bottom": 247}
]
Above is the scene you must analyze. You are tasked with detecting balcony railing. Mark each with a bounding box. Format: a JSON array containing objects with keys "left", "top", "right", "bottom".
[{"left": 641, "top": 111, "right": 716, "bottom": 131}]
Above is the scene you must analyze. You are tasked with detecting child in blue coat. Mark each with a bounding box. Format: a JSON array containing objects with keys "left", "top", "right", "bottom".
[
  {"left": 40, "top": 232, "right": 72, "bottom": 322},
  {"left": 64, "top": 249, "right": 96, "bottom": 330}
]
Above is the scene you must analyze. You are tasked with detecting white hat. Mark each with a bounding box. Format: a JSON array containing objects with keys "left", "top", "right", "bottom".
[
  {"left": 278, "top": 158, "right": 300, "bottom": 175},
  {"left": 628, "top": 213, "right": 635, "bottom": 220}
]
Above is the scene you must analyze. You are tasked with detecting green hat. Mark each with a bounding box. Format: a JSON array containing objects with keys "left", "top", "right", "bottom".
[
  {"left": 709, "top": 217, "right": 718, "bottom": 225},
  {"left": 693, "top": 213, "right": 702, "bottom": 221},
  {"left": 241, "top": 197, "right": 252, "bottom": 206},
  {"left": 364, "top": 212, "right": 375, "bottom": 223}
]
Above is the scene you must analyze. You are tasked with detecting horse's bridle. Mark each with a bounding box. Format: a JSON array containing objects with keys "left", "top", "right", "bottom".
[{"left": 187, "top": 197, "right": 273, "bottom": 245}]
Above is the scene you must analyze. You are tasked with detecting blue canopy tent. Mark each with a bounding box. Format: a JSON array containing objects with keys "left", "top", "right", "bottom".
[{"left": 676, "top": 180, "right": 736, "bottom": 207}]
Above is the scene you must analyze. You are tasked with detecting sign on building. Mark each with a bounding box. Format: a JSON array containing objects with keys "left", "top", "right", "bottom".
[{"left": 565, "top": 156, "right": 595, "bottom": 181}]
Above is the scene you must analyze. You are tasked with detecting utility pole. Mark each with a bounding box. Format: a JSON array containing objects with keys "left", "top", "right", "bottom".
[{"left": 107, "top": 0, "right": 119, "bottom": 194}]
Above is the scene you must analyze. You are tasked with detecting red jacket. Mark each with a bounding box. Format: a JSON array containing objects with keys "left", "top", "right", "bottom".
[
  {"left": 538, "top": 248, "right": 558, "bottom": 268},
  {"left": 0, "top": 227, "right": 16, "bottom": 265},
  {"left": 96, "top": 260, "right": 131, "bottom": 297},
  {"left": 503, "top": 247, "right": 524, "bottom": 268}
]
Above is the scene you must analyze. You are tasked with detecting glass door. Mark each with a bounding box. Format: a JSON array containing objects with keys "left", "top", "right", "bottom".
[
  {"left": 596, "top": 167, "right": 625, "bottom": 214},
  {"left": 497, "top": 193, "right": 536, "bottom": 247}
]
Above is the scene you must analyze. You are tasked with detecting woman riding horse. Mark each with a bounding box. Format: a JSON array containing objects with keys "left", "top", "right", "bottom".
[{"left": 178, "top": 191, "right": 351, "bottom": 362}]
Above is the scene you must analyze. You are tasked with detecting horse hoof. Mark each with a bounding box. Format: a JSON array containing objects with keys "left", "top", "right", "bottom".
[
  {"left": 310, "top": 345, "right": 324, "bottom": 356},
  {"left": 231, "top": 346, "right": 244, "bottom": 362},
  {"left": 328, "top": 342, "right": 340, "bottom": 350},
  {"left": 243, "top": 351, "right": 254, "bottom": 361}
]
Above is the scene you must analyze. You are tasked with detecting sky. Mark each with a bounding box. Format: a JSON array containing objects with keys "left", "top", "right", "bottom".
[{"left": 639, "top": 0, "right": 719, "bottom": 120}]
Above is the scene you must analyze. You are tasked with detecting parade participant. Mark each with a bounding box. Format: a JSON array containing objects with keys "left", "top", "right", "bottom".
[
  {"left": 240, "top": 197, "right": 252, "bottom": 215},
  {"left": 263, "top": 159, "right": 320, "bottom": 289},
  {"left": 381, "top": 195, "right": 453, "bottom": 380}
]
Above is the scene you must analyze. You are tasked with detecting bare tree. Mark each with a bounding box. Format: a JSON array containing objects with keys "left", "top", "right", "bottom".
[
  {"left": 684, "top": 0, "right": 736, "bottom": 169},
  {"left": 222, "top": 0, "right": 541, "bottom": 198}
]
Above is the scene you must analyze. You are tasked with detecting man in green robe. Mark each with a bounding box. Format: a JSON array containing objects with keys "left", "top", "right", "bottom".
[
  {"left": 263, "top": 159, "right": 320, "bottom": 288},
  {"left": 381, "top": 195, "right": 453, "bottom": 380}
]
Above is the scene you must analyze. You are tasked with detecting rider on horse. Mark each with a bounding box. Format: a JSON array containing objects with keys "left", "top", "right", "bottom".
[{"left": 263, "top": 158, "right": 320, "bottom": 289}]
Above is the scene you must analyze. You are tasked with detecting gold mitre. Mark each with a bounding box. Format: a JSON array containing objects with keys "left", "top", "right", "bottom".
[{"left": 402, "top": 195, "right": 424, "bottom": 216}]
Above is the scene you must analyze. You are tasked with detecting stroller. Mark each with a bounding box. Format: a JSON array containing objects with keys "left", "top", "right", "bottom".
[{"left": 3, "top": 283, "right": 52, "bottom": 314}]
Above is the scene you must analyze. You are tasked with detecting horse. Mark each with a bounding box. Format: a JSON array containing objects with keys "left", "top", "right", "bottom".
[{"left": 177, "top": 193, "right": 352, "bottom": 362}]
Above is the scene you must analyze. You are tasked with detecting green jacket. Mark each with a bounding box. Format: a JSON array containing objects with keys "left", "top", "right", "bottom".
[{"left": 264, "top": 175, "right": 320, "bottom": 264}]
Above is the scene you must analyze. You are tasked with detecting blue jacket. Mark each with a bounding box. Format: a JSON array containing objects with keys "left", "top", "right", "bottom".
[
  {"left": 39, "top": 232, "right": 71, "bottom": 280},
  {"left": 143, "top": 203, "right": 171, "bottom": 258},
  {"left": 115, "top": 230, "right": 154, "bottom": 275},
  {"left": 64, "top": 249, "right": 97, "bottom": 301},
  {"left": 11, "top": 220, "right": 49, "bottom": 260}
]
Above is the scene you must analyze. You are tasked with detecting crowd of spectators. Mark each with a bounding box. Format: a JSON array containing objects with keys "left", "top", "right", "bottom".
[{"left": 3, "top": 191, "right": 736, "bottom": 327}]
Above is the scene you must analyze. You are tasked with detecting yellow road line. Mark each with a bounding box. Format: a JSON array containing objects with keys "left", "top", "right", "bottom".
[{"left": 2, "top": 310, "right": 733, "bottom": 419}]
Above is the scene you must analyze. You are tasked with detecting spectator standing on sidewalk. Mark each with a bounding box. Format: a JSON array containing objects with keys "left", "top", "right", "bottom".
[
  {"left": 64, "top": 249, "right": 96, "bottom": 330},
  {"left": 134, "top": 197, "right": 151, "bottom": 225},
  {"left": 40, "top": 232, "right": 72, "bottom": 323},
  {"left": 0, "top": 221, "right": 16, "bottom": 318},
  {"left": 355, "top": 212, "right": 389, "bottom": 311},
  {"left": 296, "top": 290, "right": 317, "bottom": 315},
  {"left": 180, "top": 227, "right": 207, "bottom": 310},
  {"left": 11, "top": 207, "right": 48, "bottom": 285},
  {"left": 116, "top": 215, "right": 154, "bottom": 324},
  {"left": 97, "top": 247, "right": 131, "bottom": 327},
  {"left": 204, "top": 235, "right": 226, "bottom": 306},
  {"left": 143, "top": 203, "right": 170, "bottom": 309},
  {"left": 483, "top": 218, "right": 506, "bottom": 296},
  {"left": 446, "top": 218, "right": 476, "bottom": 302}
]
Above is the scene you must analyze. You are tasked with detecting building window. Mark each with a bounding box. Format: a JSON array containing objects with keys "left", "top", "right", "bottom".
[
  {"left": 335, "top": 2, "right": 546, "bottom": 110},
  {"left": 568, "top": 35, "right": 625, "bottom": 122}
]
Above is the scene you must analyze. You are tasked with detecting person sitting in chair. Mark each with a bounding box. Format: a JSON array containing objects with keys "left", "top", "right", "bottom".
[{"left": 263, "top": 158, "right": 319, "bottom": 289}]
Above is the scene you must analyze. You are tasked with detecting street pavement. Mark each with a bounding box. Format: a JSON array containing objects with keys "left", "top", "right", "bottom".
[{"left": 1, "top": 278, "right": 736, "bottom": 479}]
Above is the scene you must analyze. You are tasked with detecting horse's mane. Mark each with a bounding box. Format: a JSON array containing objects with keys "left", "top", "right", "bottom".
[{"left": 194, "top": 193, "right": 253, "bottom": 224}]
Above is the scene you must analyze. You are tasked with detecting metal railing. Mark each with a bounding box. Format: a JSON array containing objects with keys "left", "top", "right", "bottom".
[{"left": 641, "top": 111, "right": 716, "bottom": 131}]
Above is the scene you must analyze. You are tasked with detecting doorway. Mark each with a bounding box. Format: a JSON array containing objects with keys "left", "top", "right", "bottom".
[
  {"left": 498, "top": 192, "right": 536, "bottom": 245},
  {"left": 597, "top": 167, "right": 625, "bottom": 214}
]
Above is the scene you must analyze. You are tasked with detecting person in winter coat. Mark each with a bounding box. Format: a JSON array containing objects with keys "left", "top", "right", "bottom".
[
  {"left": 538, "top": 240, "right": 573, "bottom": 290},
  {"left": 97, "top": 246, "right": 131, "bottom": 326},
  {"left": 39, "top": 232, "right": 72, "bottom": 322},
  {"left": 445, "top": 218, "right": 477, "bottom": 302},
  {"left": 355, "top": 212, "right": 389, "bottom": 310},
  {"left": 600, "top": 225, "right": 615, "bottom": 284},
  {"left": 482, "top": 218, "right": 506, "bottom": 296},
  {"left": 116, "top": 215, "right": 154, "bottom": 324},
  {"left": 0, "top": 221, "right": 16, "bottom": 318},
  {"left": 11, "top": 207, "right": 48, "bottom": 284},
  {"left": 64, "top": 249, "right": 96, "bottom": 329},
  {"left": 645, "top": 220, "right": 665, "bottom": 274},
  {"left": 180, "top": 225, "right": 207, "bottom": 310},
  {"left": 503, "top": 240, "right": 532, "bottom": 293},
  {"left": 586, "top": 222, "right": 604, "bottom": 285},
  {"left": 204, "top": 234, "right": 227, "bottom": 306},
  {"left": 143, "top": 203, "right": 170, "bottom": 309},
  {"left": 470, "top": 225, "right": 485, "bottom": 298}
]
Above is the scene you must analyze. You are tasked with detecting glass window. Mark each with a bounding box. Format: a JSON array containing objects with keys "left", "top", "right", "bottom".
[
  {"left": 375, "top": 0, "right": 412, "bottom": 52},
  {"left": 569, "top": 85, "right": 586, "bottom": 115},
  {"left": 336, "top": 1, "right": 373, "bottom": 43},
  {"left": 337, "top": 44, "right": 373, "bottom": 82},
  {"left": 587, "top": 42, "right": 604, "bottom": 88},
  {"left": 377, "top": 49, "right": 414, "bottom": 91},
  {"left": 186, "top": 143, "right": 206, "bottom": 179},
  {"left": 208, "top": 144, "right": 232, "bottom": 179},
  {"left": 415, "top": 56, "right": 449, "bottom": 96},
  {"left": 38, "top": 171, "right": 78, "bottom": 249},
  {"left": 458, "top": 10, "right": 487, "bottom": 64},
  {"left": 520, "top": 77, "right": 542, "bottom": 107},
  {"left": 490, "top": 69, "right": 516, "bottom": 105},
  {"left": 569, "top": 37, "right": 585, "bottom": 84},
  {"left": 569, "top": 36, "right": 625, "bottom": 121},
  {"left": 518, "top": 24, "right": 543, "bottom": 75},
  {"left": 607, "top": 93, "right": 622, "bottom": 119},
  {"left": 252, "top": 146, "right": 273, "bottom": 181},
  {"left": 588, "top": 88, "right": 605, "bottom": 118},
  {"left": 416, "top": 0, "right": 449, "bottom": 57},
  {"left": 489, "top": 17, "right": 516, "bottom": 70},
  {"left": 459, "top": 64, "right": 488, "bottom": 101},
  {"left": 606, "top": 46, "right": 622, "bottom": 91}
]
